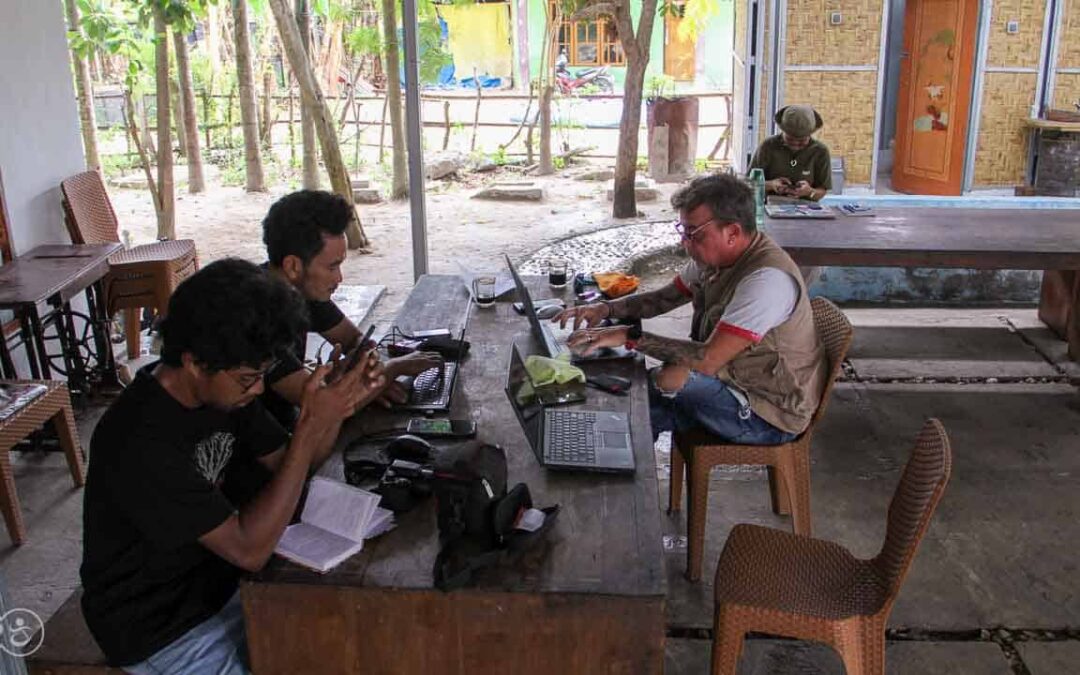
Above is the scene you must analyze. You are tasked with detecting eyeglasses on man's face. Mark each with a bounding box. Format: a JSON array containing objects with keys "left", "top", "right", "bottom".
[
  {"left": 674, "top": 218, "right": 716, "bottom": 244},
  {"left": 223, "top": 359, "right": 280, "bottom": 392}
]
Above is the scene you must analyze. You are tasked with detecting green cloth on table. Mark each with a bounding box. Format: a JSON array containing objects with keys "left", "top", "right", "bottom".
[{"left": 524, "top": 353, "right": 585, "bottom": 386}]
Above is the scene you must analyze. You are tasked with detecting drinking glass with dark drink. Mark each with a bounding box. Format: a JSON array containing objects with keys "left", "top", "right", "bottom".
[{"left": 547, "top": 257, "right": 572, "bottom": 288}]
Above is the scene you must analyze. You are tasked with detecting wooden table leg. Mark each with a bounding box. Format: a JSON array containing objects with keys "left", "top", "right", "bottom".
[{"left": 1038, "top": 270, "right": 1080, "bottom": 360}]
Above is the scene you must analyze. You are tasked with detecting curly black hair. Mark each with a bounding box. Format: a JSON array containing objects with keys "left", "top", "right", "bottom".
[
  {"left": 159, "top": 258, "right": 309, "bottom": 370},
  {"left": 671, "top": 173, "right": 757, "bottom": 234},
  {"left": 262, "top": 190, "right": 353, "bottom": 266}
]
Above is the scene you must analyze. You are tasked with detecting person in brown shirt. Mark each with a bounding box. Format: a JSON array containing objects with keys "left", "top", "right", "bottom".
[{"left": 749, "top": 105, "right": 832, "bottom": 201}]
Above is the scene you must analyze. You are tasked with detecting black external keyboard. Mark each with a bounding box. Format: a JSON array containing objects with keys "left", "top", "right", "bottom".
[
  {"left": 409, "top": 363, "right": 457, "bottom": 407},
  {"left": 546, "top": 411, "right": 597, "bottom": 464}
]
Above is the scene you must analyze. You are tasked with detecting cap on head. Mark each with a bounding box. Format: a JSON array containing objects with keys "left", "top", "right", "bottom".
[{"left": 774, "top": 105, "right": 823, "bottom": 138}]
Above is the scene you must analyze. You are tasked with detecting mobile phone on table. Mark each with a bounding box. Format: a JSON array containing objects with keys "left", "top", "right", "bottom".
[
  {"left": 329, "top": 325, "right": 376, "bottom": 383},
  {"left": 586, "top": 374, "right": 631, "bottom": 395},
  {"left": 405, "top": 418, "right": 477, "bottom": 438}
]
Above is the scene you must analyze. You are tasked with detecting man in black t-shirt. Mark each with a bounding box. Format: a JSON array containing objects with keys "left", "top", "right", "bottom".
[
  {"left": 260, "top": 190, "right": 439, "bottom": 427},
  {"left": 80, "top": 260, "right": 381, "bottom": 672}
]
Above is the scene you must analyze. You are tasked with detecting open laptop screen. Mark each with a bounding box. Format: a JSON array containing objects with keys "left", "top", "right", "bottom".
[
  {"left": 504, "top": 345, "right": 544, "bottom": 459},
  {"left": 504, "top": 254, "right": 555, "bottom": 357}
]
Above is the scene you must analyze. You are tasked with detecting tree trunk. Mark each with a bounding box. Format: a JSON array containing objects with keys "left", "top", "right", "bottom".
[
  {"left": 613, "top": 58, "right": 646, "bottom": 218},
  {"left": 381, "top": 0, "right": 407, "bottom": 199},
  {"left": 171, "top": 78, "right": 187, "bottom": 157},
  {"left": 297, "top": 0, "right": 319, "bottom": 189},
  {"left": 123, "top": 89, "right": 160, "bottom": 212},
  {"left": 261, "top": 69, "right": 275, "bottom": 150},
  {"left": 64, "top": 0, "right": 101, "bottom": 172},
  {"left": 270, "top": 0, "right": 369, "bottom": 249},
  {"left": 153, "top": 6, "right": 175, "bottom": 240},
  {"left": 234, "top": 0, "right": 267, "bottom": 192},
  {"left": 538, "top": 84, "right": 554, "bottom": 175},
  {"left": 174, "top": 30, "right": 206, "bottom": 193},
  {"left": 610, "top": 0, "right": 658, "bottom": 219}
]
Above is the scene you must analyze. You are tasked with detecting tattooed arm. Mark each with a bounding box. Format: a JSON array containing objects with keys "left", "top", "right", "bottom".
[
  {"left": 636, "top": 329, "right": 752, "bottom": 374},
  {"left": 605, "top": 281, "right": 690, "bottom": 320}
]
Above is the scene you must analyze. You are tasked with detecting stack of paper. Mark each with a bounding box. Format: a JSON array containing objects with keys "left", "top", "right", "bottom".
[{"left": 274, "top": 477, "right": 395, "bottom": 573}]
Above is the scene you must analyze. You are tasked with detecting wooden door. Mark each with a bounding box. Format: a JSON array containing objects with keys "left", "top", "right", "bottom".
[
  {"left": 892, "top": 0, "right": 979, "bottom": 195},
  {"left": 664, "top": 4, "right": 696, "bottom": 81}
]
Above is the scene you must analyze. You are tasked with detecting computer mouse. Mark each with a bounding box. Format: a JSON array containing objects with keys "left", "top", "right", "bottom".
[
  {"left": 536, "top": 304, "right": 562, "bottom": 320},
  {"left": 384, "top": 434, "right": 434, "bottom": 462}
]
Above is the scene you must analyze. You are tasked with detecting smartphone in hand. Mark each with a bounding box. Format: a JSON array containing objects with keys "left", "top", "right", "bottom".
[{"left": 327, "top": 325, "right": 376, "bottom": 384}]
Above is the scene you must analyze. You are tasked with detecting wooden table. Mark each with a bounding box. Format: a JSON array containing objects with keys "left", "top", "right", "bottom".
[
  {"left": 766, "top": 207, "right": 1080, "bottom": 358},
  {"left": 0, "top": 243, "right": 121, "bottom": 390},
  {"left": 242, "top": 275, "right": 667, "bottom": 674}
]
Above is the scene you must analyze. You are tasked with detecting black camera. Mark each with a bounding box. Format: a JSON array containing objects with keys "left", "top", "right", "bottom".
[{"left": 375, "top": 460, "right": 435, "bottom": 512}]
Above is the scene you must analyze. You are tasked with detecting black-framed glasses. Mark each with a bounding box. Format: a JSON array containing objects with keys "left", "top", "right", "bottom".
[
  {"left": 673, "top": 218, "right": 716, "bottom": 243},
  {"left": 224, "top": 359, "right": 281, "bottom": 392}
]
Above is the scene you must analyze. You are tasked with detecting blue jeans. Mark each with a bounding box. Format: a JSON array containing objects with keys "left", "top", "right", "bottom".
[
  {"left": 126, "top": 592, "right": 248, "bottom": 675},
  {"left": 648, "top": 369, "right": 797, "bottom": 445}
]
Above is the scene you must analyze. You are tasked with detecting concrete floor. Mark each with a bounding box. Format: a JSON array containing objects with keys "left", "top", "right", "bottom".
[{"left": 3, "top": 306, "right": 1079, "bottom": 673}]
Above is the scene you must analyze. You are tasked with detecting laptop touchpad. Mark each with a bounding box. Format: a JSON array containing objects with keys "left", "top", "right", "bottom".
[{"left": 602, "top": 432, "right": 628, "bottom": 448}]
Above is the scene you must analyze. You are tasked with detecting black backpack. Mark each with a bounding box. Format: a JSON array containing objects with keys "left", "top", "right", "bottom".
[{"left": 431, "top": 443, "right": 559, "bottom": 590}]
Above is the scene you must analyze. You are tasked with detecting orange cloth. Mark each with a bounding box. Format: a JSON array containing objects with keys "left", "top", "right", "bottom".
[{"left": 593, "top": 272, "right": 640, "bottom": 298}]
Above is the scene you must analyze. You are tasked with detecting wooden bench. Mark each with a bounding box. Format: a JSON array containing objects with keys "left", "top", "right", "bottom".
[{"left": 27, "top": 589, "right": 120, "bottom": 675}]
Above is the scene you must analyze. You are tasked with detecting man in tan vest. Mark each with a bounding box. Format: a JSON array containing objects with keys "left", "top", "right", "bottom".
[{"left": 553, "top": 173, "right": 827, "bottom": 444}]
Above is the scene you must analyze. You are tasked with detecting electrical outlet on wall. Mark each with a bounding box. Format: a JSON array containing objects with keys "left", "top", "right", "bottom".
[
  {"left": 829, "top": 12, "right": 842, "bottom": 25},
  {"left": 1006, "top": 20, "right": 1020, "bottom": 34}
]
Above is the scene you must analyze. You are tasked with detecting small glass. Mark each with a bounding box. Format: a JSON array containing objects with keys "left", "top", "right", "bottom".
[
  {"left": 546, "top": 257, "right": 573, "bottom": 288},
  {"left": 472, "top": 275, "right": 497, "bottom": 307}
]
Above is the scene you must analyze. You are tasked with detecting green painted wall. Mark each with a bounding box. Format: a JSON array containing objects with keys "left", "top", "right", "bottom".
[{"left": 524, "top": 0, "right": 734, "bottom": 91}]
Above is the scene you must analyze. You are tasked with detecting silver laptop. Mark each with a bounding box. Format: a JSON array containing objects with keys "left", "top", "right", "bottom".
[
  {"left": 504, "top": 345, "right": 635, "bottom": 473},
  {"left": 503, "top": 254, "right": 633, "bottom": 361}
]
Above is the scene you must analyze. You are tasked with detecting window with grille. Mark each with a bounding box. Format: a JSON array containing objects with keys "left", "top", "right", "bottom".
[{"left": 551, "top": 3, "right": 625, "bottom": 67}]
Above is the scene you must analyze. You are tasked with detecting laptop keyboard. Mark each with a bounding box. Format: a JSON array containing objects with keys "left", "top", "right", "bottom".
[
  {"left": 408, "top": 362, "right": 457, "bottom": 407},
  {"left": 546, "top": 411, "right": 597, "bottom": 464}
]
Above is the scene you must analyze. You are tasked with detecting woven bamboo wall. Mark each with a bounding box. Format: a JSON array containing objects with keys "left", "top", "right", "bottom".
[
  {"left": 974, "top": 72, "right": 1039, "bottom": 185},
  {"left": 784, "top": 0, "right": 882, "bottom": 65},
  {"left": 758, "top": 6, "right": 773, "bottom": 146},
  {"left": 1054, "top": 0, "right": 1080, "bottom": 68},
  {"left": 986, "top": 0, "right": 1048, "bottom": 68},
  {"left": 784, "top": 71, "right": 879, "bottom": 184},
  {"left": 1051, "top": 0, "right": 1080, "bottom": 112},
  {"left": 1053, "top": 73, "right": 1080, "bottom": 110}
]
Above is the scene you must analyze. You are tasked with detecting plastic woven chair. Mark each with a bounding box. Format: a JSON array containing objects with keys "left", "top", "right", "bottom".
[
  {"left": 60, "top": 171, "right": 199, "bottom": 360},
  {"left": 0, "top": 381, "right": 85, "bottom": 545},
  {"left": 669, "top": 297, "right": 853, "bottom": 581},
  {"left": 709, "top": 419, "right": 952, "bottom": 675}
]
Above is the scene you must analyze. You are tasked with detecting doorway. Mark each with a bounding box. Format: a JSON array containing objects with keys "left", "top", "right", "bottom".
[{"left": 890, "top": 0, "right": 980, "bottom": 195}]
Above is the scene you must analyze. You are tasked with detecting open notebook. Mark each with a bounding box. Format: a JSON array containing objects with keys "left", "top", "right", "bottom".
[{"left": 274, "top": 477, "right": 395, "bottom": 573}]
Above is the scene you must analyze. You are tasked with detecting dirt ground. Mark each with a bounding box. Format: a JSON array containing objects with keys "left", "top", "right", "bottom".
[{"left": 110, "top": 165, "right": 677, "bottom": 320}]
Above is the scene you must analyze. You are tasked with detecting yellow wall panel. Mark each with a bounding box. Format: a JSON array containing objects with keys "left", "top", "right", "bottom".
[
  {"left": 985, "top": 0, "right": 1048, "bottom": 68},
  {"left": 1054, "top": 0, "right": 1080, "bottom": 68},
  {"left": 785, "top": 0, "right": 882, "bottom": 65},
  {"left": 974, "top": 72, "right": 1039, "bottom": 186},
  {"left": 1052, "top": 73, "right": 1080, "bottom": 110},
  {"left": 782, "top": 70, "right": 879, "bottom": 184}
]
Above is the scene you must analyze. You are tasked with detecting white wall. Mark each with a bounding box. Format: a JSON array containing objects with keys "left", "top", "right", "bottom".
[{"left": 0, "top": 0, "right": 85, "bottom": 253}]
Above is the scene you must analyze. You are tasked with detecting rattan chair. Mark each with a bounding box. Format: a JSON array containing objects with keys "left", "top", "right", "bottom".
[
  {"left": 60, "top": 170, "right": 199, "bottom": 360},
  {"left": 0, "top": 381, "right": 85, "bottom": 545},
  {"left": 709, "top": 419, "right": 952, "bottom": 675},
  {"left": 669, "top": 297, "right": 853, "bottom": 581}
]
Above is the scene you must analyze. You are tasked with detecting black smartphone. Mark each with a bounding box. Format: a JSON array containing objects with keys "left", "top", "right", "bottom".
[
  {"left": 405, "top": 418, "right": 477, "bottom": 438},
  {"left": 586, "top": 374, "right": 631, "bottom": 395},
  {"left": 329, "top": 325, "right": 376, "bottom": 383}
]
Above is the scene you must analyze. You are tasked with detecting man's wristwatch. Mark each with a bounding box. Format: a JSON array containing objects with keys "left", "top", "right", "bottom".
[{"left": 624, "top": 322, "right": 643, "bottom": 351}]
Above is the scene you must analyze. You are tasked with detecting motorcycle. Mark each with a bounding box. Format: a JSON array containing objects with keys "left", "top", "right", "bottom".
[{"left": 554, "top": 50, "right": 615, "bottom": 95}]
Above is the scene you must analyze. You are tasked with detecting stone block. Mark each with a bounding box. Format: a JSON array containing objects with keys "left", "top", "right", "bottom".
[
  {"left": 353, "top": 188, "right": 383, "bottom": 204},
  {"left": 425, "top": 153, "right": 465, "bottom": 180},
  {"left": 606, "top": 177, "right": 659, "bottom": 202},
  {"left": 472, "top": 183, "right": 545, "bottom": 201},
  {"left": 574, "top": 168, "right": 615, "bottom": 181}
]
